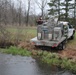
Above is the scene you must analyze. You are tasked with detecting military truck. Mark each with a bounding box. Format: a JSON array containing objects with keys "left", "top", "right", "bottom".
[{"left": 30, "top": 18, "right": 75, "bottom": 50}]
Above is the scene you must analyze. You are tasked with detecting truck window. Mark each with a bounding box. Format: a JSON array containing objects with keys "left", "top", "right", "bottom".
[{"left": 68, "top": 23, "right": 73, "bottom": 28}]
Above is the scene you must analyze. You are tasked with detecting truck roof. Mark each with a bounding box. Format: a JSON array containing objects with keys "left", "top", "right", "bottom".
[{"left": 58, "top": 21, "right": 68, "bottom": 25}]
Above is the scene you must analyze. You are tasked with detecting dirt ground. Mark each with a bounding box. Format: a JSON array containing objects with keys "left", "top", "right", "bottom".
[
  {"left": 58, "top": 48, "right": 76, "bottom": 61},
  {"left": 18, "top": 41, "right": 76, "bottom": 61}
]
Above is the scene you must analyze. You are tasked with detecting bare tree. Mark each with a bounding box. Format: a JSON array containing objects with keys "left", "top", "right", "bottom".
[
  {"left": 58, "top": 0, "right": 60, "bottom": 20},
  {"left": 17, "top": 0, "right": 22, "bottom": 26},
  {"left": 0, "top": 0, "right": 2, "bottom": 25},
  {"left": 26, "top": 0, "right": 31, "bottom": 26},
  {"left": 35, "top": 0, "right": 47, "bottom": 19},
  {"left": 9, "top": 0, "right": 15, "bottom": 25},
  {"left": 3, "top": 0, "right": 8, "bottom": 25}
]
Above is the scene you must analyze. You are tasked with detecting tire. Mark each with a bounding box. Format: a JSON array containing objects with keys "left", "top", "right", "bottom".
[
  {"left": 70, "top": 35, "right": 74, "bottom": 40},
  {"left": 58, "top": 42, "right": 66, "bottom": 50},
  {"left": 35, "top": 45, "right": 39, "bottom": 48}
]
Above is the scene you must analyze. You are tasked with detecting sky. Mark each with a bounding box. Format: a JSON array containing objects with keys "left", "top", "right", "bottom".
[
  {"left": 22, "top": 0, "right": 50, "bottom": 15},
  {"left": 13, "top": 0, "right": 50, "bottom": 15}
]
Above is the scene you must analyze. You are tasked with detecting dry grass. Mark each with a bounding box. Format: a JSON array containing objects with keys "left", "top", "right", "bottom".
[{"left": 0, "top": 26, "right": 37, "bottom": 47}]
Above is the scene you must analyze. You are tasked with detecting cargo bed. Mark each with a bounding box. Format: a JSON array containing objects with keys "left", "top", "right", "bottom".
[{"left": 30, "top": 37, "right": 66, "bottom": 47}]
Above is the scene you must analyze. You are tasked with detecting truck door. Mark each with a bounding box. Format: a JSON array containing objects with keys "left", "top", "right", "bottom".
[{"left": 68, "top": 23, "right": 74, "bottom": 38}]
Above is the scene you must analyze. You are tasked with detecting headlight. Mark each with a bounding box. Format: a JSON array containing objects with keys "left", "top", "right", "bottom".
[
  {"left": 48, "top": 34, "right": 52, "bottom": 40},
  {"left": 38, "top": 33, "right": 41, "bottom": 40}
]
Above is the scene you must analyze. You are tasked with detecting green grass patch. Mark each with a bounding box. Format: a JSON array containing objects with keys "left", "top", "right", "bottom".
[
  {"left": 34, "top": 50, "right": 76, "bottom": 74},
  {"left": 2, "top": 46, "right": 31, "bottom": 56}
]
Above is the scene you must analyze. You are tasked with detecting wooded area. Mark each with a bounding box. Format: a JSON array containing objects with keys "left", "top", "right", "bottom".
[
  {"left": 48, "top": 0, "right": 76, "bottom": 25},
  {"left": 0, "top": 0, "right": 76, "bottom": 26},
  {"left": 0, "top": 0, "right": 48, "bottom": 26}
]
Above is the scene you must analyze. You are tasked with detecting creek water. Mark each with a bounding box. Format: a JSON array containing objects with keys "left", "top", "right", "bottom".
[{"left": 0, "top": 53, "right": 75, "bottom": 75}]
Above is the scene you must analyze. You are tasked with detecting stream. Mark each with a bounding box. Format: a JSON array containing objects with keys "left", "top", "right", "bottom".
[{"left": 0, "top": 53, "right": 75, "bottom": 75}]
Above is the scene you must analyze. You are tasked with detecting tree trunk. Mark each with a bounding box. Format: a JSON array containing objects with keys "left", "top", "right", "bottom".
[
  {"left": 26, "top": 0, "right": 31, "bottom": 26},
  {"left": 65, "top": 0, "right": 68, "bottom": 21},
  {"left": 74, "top": 0, "right": 76, "bottom": 25},
  {"left": 58, "top": 0, "right": 60, "bottom": 20}
]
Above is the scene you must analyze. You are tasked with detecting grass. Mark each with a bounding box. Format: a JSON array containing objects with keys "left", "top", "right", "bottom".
[
  {"left": 0, "top": 26, "right": 37, "bottom": 56},
  {"left": 33, "top": 50, "right": 76, "bottom": 73},
  {"left": 3, "top": 26, "right": 37, "bottom": 43},
  {"left": 67, "top": 33, "right": 76, "bottom": 46},
  {"left": 15, "top": 27, "right": 36, "bottom": 41},
  {"left": 7, "top": 26, "right": 37, "bottom": 35},
  {"left": 1, "top": 46, "right": 31, "bottom": 56}
]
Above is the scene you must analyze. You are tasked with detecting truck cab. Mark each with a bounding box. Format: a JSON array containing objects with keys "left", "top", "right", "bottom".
[
  {"left": 58, "top": 21, "right": 75, "bottom": 39},
  {"left": 68, "top": 23, "right": 75, "bottom": 39}
]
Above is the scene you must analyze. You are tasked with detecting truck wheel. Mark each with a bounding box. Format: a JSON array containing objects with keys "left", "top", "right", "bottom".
[
  {"left": 35, "top": 45, "right": 39, "bottom": 48},
  {"left": 71, "top": 35, "right": 74, "bottom": 39},
  {"left": 70, "top": 34, "right": 74, "bottom": 40},
  {"left": 58, "top": 42, "right": 66, "bottom": 50}
]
